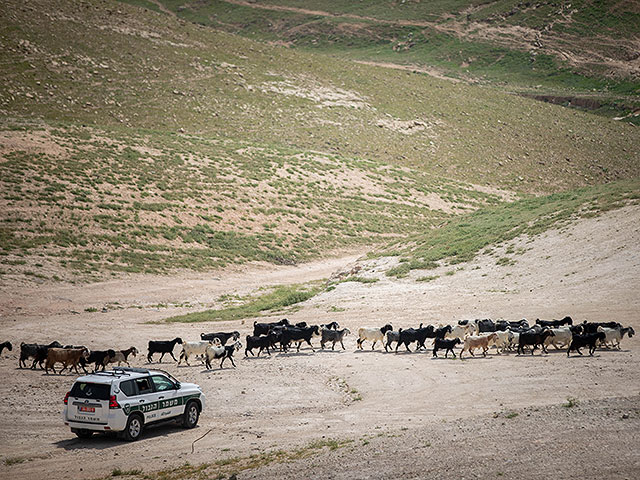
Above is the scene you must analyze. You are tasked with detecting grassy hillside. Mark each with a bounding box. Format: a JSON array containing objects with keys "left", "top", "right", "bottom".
[
  {"left": 383, "top": 177, "right": 640, "bottom": 277},
  {"left": 153, "top": 0, "right": 640, "bottom": 119},
  {"left": 0, "top": 120, "right": 501, "bottom": 281},
  {"left": 1, "top": 0, "right": 639, "bottom": 282},
  {"left": 2, "top": 0, "right": 638, "bottom": 189}
]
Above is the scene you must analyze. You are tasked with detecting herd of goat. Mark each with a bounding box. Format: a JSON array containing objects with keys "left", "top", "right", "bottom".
[{"left": 0, "top": 316, "right": 634, "bottom": 374}]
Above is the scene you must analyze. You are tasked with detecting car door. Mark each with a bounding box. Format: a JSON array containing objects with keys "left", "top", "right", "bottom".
[
  {"left": 150, "top": 374, "right": 182, "bottom": 420},
  {"left": 131, "top": 376, "right": 163, "bottom": 424}
]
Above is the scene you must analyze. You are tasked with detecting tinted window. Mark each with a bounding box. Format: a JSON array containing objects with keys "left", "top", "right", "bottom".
[
  {"left": 70, "top": 382, "right": 111, "bottom": 400},
  {"left": 120, "top": 380, "right": 136, "bottom": 397},
  {"left": 135, "top": 377, "right": 153, "bottom": 395},
  {"left": 151, "top": 375, "right": 175, "bottom": 392}
]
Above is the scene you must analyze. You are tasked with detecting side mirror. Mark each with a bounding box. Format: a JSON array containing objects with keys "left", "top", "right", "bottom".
[{"left": 175, "top": 382, "right": 181, "bottom": 390}]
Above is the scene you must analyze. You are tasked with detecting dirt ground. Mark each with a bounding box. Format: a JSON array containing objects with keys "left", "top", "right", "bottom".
[{"left": 0, "top": 206, "right": 639, "bottom": 479}]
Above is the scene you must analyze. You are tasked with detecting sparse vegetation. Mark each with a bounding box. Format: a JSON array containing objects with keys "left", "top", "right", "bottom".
[
  {"left": 385, "top": 179, "right": 640, "bottom": 276},
  {"left": 163, "top": 282, "right": 324, "bottom": 323},
  {"left": 111, "top": 468, "right": 143, "bottom": 477},
  {"left": 563, "top": 397, "right": 579, "bottom": 408},
  {"left": 1, "top": 0, "right": 638, "bottom": 282},
  {"left": 127, "top": 438, "right": 353, "bottom": 480}
]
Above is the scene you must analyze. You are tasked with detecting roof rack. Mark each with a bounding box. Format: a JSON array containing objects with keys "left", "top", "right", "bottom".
[
  {"left": 112, "top": 366, "right": 150, "bottom": 374},
  {"left": 91, "top": 370, "right": 131, "bottom": 378}
]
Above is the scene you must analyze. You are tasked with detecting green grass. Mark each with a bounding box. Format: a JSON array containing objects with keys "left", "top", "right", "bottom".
[
  {"left": 340, "top": 276, "right": 379, "bottom": 284},
  {"left": 385, "top": 178, "right": 640, "bottom": 276},
  {"left": 563, "top": 397, "right": 579, "bottom": 408},
  {"left": 164, "top": 282, "right": 324, "bottom": 323},
  {"left": 111, "top": 468, "right": 143, "bottom": 477},
  {"left": 416, "top": 275, "right": 439, "bottom": 282}
]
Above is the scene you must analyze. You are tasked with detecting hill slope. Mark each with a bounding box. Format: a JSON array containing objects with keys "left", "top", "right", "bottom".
[
  {"left": 1, "top": 0, "right": 639, "bottom": 281},
  {"left": 152, "top": 0, "right": 640, "bottom": 118}
]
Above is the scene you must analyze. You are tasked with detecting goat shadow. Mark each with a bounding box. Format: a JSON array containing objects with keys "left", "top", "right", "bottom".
[
  {"left": 566, "top": 353, "right": 603, "bottom": 359},
  {"left": 275, "top": 351, "right": 315, "bottom": 358},
  {"left": 199, "top": 365, "right": 236, "bottom": 373},
  {"left": 458, "top": 355, "right": 494, "bottom": 361},
  {"left": 176, "top": 363, "right": 207, "bottom": 368},
  {"left": 242, "top": 354, "right": 273, "bottom": 360},
  {"left": 54, "top": 422, "right": 190, "bottom": 450},
  {"left": 315, "top": 348, "right": 347, "bottom": 354},
  {"left": 352, "top": 349, "right": 387, "bottom": 355},
  {"left": 393, "top": 349, "right": 431, "bottom": 355}
]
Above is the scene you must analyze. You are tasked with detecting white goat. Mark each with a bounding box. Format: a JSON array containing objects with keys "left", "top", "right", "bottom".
[
  {"left": 357, "top": 324, "right": 393, "bottom": 350},
  {"left": 543, "top": 327, "right": 573, "bottom": 350},
  {"left": 178, "top": 339, "right": 220, "bottom": 366}
]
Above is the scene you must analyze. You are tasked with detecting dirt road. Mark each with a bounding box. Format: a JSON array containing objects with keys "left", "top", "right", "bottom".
[{"left": 0, "top": 206, "right": 638, "bottom": 479}]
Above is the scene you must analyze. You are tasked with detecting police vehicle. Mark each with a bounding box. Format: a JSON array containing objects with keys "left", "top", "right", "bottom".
[{"left": 63, "top": 367, "right": 205, "bottom": 441}]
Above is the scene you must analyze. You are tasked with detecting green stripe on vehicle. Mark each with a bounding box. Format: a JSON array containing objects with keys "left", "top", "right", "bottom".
[{"left": 127, "top": 393, "right": 200, "bottom": 414}]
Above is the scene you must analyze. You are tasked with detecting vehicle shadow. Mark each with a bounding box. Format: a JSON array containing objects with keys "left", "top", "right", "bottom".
[{"left": 54, "top": 422, "right": 193, "bottom": 450}]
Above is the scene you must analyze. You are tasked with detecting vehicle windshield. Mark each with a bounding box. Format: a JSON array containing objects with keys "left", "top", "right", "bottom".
[{"left": 70, "top": 382, "right": 111, "bottom": 400}]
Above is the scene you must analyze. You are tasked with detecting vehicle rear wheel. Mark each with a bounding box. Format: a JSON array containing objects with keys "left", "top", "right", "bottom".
[
  {"left": 182, "top": 401, "right": 199, "bottom": 428},
  {"left": 122, "top": 414, "right": 144, "bottom": 441},
  {"left": 73, "top": 429, "right": 94, "bottom": 439}
]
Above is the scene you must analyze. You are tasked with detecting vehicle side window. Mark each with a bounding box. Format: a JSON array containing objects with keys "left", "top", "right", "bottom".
[
  {"left": 135, "top": 377, "right": 153, "bottom": 395},
  {"left": 151, "top": 375, "right": 175, "bottom": 392},
  {"left": 120, "top": 380, "right": 137, "bottom": 397}
]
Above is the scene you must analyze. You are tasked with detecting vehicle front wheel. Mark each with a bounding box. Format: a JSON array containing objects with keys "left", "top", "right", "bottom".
[
  {"left": 122, "top": 414, "right": 144, "bottom": 441},
  {"left": 182, "top": 401, "right": 199, "bottom": 428},
  {"left": 73, "top": 428, "right": 94, "bottom": 439}
]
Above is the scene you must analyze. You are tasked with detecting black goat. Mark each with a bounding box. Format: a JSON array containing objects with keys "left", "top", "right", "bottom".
[
  {"left": 253, "top": 319, "right": 290, "bottom": 336},
  {"left": 434, "top": 325, "right": 452, "bottom": 339},
  {"left": 475, "top": 319, "right": 496, "bottom": 333},
  {"left": 205, "top": 341, "right": 241, "bottom": 369},
  {"left": 517, "top": 329, "right": 554, "bottom": 355},
  {"left": 320, "top": 321, "right": 340, "bottom": 330},
  {"left": 281, "top": 325, "right": 320, "bottom": 352},
  {"left": 0, "top": 341, "right": 12, "bottom": 356},
  {"left": 245, "top": 335, "right": 271, "bottom": 357},
  {"left": 147, "top": 337, "right": 183, "bottom": 363},
  {"left": 397, "top": 325, "right": 435, "bottom": 352},
  {"left": 396, "top": 328, "right": 418, "bottom": 352},
  {"left": 581, "top": 321, "right": 623, "bottom": 334},
  {"left": 85, "top": 349, "right": 116, "bottom": 372},
  {"left": 569, "top": 324, "right": 584, "bottom": 335},
  {"left": 20, "top": 341, "right": 62, "bottom": 369},
  {"left": 294, "top": 321, "right": 308, "bottom": 328},
  {"left": 433, "top": 338, "right": 461, "bottom": 358},
  {"left": 536, "top": 316, "right": 573, "bottom": 328},
  {"left": 496, "top": 319, "right": 530, "bottom": 331},
  {"left": 200, "top": 331, "right": 240, "bottom": 345},
  {"left": 568, "top": 332, "right": 606, "bottom": 356}
]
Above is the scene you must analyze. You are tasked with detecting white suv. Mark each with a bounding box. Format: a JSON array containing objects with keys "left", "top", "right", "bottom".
[{"left": 63, "top": 367, "right": 206, "bottom": 441}]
